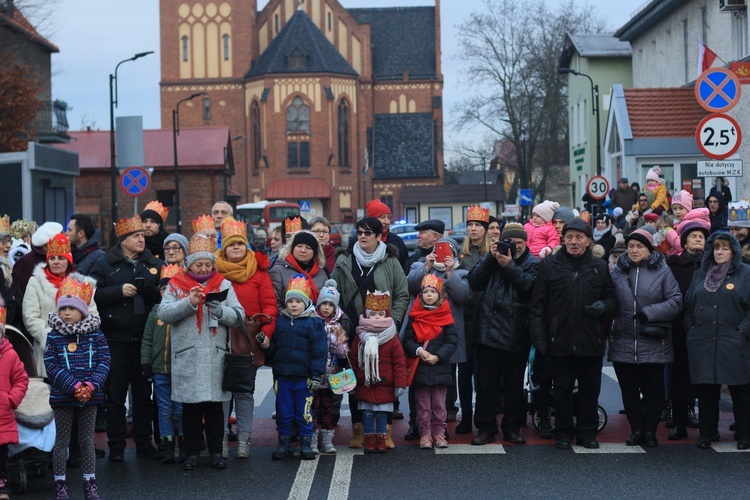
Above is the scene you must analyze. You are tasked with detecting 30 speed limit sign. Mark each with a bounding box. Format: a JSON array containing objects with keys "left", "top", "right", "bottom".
[
  {"left": 586, "top": 176, "right": 610, "bottom": 200},
  {"left": 696, "top": 114, "right": 742, "bottom": 160}
]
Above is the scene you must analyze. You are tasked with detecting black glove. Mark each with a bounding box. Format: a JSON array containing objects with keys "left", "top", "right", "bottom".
[
  {"left": 141, "top": 364, "right": 153, "bottom": 381},
  {"left": 584, "top": 300, "right": 606, "bottom": 318},
  {"left": 634, "top": 308, "right": 648, "bottom": 323},
  {"left": 307, "top": 377, "right": 321, "bottom": 392},
  {"left": 533, "top": 341, "right": 547, "bottom": 356}
]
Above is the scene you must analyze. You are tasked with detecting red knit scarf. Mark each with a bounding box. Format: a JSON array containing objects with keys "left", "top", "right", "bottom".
[
  {"left": 169, "top": 270, "right": 225, "bottom": 334},
  {"left": 380, "top": 229, "right": 389, "bottom": 242},
  {"left": 284, "top": 254, "right": 321, "bottom": 303},
  {"left": 409, "top": 299, "right": 455, "bottom": 343},
  {"left": 44, "top": 268, "right": 66, "bottom": 289}
]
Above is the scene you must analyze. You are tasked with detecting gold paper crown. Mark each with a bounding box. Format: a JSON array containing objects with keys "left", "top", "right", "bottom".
[
  {"left": 285, "top": 216, "right": 302, "bottom": 234},
  {"left": 466, "top": 205, "right": 490, "bottom": 223},
  {"left": 143, "top": 200, "right": 169, "bottom": 222},
  {"left": 364, "top": 290, "right": 391, "bottom": 312},
  {"left": 160, "top": 263, "right": 181, "bottom": 280},
  {"left": 221, "top": 217, "right": 247, "bottom": 239},
  {"left": 192, "top": 214, "right": 214, "bottom": 234},
  {"left": 420, "top": 274, "right": 444, "bottom": 295},
  {"left": 0, "top": 214, "right": 9, "bottom": 235},
  {"left": 47, "top": 234, "right": 71, "bottom": 257},
  {"left": 115, "top": 215, "right": 144, "bottom": 238},
  {"left": 56, "top": 276, "right": 94, "bottom": 306},
  {"left": 0, "top": 306, "right": 5, "bottom": 326},
  {"left": 188, "top": 234, "right": 217, "bottom": 255},
  {"left": 287, "top": 274, "right": 311, "bottom": 297}
]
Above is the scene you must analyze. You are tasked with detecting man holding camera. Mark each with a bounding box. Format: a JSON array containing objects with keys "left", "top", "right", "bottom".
[
  {"left": 529, "top": 219, "right": 616, "bottom": 450},
  {"left": 90, "top": 215, "right": 163, "bottom": 462},
  {"left": 468, "top": 222, "right": 539, "bottom": 445}
]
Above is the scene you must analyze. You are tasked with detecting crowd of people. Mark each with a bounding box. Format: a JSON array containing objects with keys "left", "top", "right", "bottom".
[{"left": 0, "top": 167, "right": 748, "bottom": 497}]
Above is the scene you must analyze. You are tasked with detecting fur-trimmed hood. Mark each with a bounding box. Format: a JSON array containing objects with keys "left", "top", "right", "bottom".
[
  {"left": 31, "top": 264, "right": 98, "bottom": 295},
  {"left": 276, "top": 230, "right": 327, "bottom": 269}
]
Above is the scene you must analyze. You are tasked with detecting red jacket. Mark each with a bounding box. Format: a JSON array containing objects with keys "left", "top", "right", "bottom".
[
  {"left": 229, "top": 252, "right": 279, "bottom": 338},
  {"left": 0, "top": 338, "right": 29, "bottom": 445},
  {"left": 350, "top": 336, "right": 407, "bottom": 404}
]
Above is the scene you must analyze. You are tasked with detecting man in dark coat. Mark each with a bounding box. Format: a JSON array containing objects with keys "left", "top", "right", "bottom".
[
  {"left": 66, "top": 214, "right": 107, "bottom": 276},
  {"left": 610, "top": 177, "right": 638, "bottom": 213},
  {"left": 468, "top": 222, "right": 539, "bottom": 445},
  {"left": 141, "top": 201, "right": 170, "bottom": 259},
  {"left": 529, "top": 218, "right": 617, "bottom": 450},
  {"left": 705, "top": 192, "right": 728, "bottom": 234},
  {"left": 90, "top": 215, "right": 162, "bottom": 462}
]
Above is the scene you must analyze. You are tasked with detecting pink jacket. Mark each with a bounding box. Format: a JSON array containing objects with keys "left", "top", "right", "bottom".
[
  {"left": 523, "top": 221, "right": 560, "bottom": 257},
  {"left": 664, "top": 208, "right": 711, "bottom": 256},
  {"left": 0, "top": 338, "right": 29, "bottom": 445}
]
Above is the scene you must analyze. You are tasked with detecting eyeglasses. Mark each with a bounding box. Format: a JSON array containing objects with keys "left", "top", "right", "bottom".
[
  {"left": 164, "top": 246, "right": 184, "bottom": 253},
  {"left": 311, "top": 229, "right": 330, "bottom": 235},
  {"left": 356, "top": 230, "right": 374, "bottom": 237},
  {"left": 0, "top": 237, "right": 10, "bottom": 245}
]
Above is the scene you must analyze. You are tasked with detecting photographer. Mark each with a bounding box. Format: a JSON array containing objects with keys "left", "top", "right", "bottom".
[{"left": 467, "top": 222, "right": 539, "bottom": 445}]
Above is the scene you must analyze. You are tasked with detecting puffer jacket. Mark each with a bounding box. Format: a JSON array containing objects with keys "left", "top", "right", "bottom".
[
  {"left": 469, "top": 248, "right": 539, "bottom": 352},
  {"left": 90, "top": 245, "right": 162, "bottom": 342},
  {"left": 608, "top": 251, "right": 682, "bottom": 364},
  {"left": 266, "top": 308, "right": 327, "bottom": 379},
  {"left": 0, "top": 339, "right": 28, "bottom": 445},
  {"left": 523, "top": 221, "right": 560, "bottom": 257},
  {"left": 402, "top": 319, "right": 457, "bottom": 387},
  {"left": 350, "top": 335, "right": 406, "bottom": 404},
  {"left": 529, "top": 247, "right": 617, "bottom": 357},
  {"left": 685, "top": 232, "right": 750, "bottom": 385}
]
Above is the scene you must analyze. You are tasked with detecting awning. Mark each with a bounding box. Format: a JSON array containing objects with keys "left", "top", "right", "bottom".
[{"left": 266, "top": 178, "right": 331, "bottom": 199}]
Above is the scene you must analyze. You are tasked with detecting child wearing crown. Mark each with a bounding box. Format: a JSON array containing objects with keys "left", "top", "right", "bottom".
[
  {"left": 141, "top": 264, "right": 184, "bottom": 464},
  {"left": 267, "top": 274, "right": 327, "bottom": 461},
  {"left": 349, "top": 290, "right": 407, "bottom": 453},
  {"left": 403, "top": 275, "right": 457, "bottom": 449},
  {"left": 44, "top": 276, "right": 110, "bottom": 500}
]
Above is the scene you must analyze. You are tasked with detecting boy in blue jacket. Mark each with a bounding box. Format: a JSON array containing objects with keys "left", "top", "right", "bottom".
[{"left": 268, "top": 274, "right": 327, "bottom": 461}]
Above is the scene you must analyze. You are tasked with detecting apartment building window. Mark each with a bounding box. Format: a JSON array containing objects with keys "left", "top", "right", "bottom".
[
  {"left": 203, "top": 97, "right": 211, "bottom": 121},
  {"left": 734, "top": 12, "right": 749, "bottom": 59},
  {"left": 182, "top": 36, "right": 189, "bottom": 62}
]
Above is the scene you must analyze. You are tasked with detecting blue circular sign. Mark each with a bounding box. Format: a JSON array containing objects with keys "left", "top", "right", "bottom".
[
  {"left": 695, "top": 68, "right": 741, "bottom": 113},
  {"left": 119, "top": 167, "right": 151, "bottom": 197}
]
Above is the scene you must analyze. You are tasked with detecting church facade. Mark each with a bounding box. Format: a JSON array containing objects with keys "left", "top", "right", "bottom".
[{"left": 159, "top": 0, "right": 444, "bottom": 222}]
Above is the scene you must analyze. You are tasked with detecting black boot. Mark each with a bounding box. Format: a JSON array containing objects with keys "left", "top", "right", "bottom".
[
  {"left": 687, "top": 400, "right": 699, "bottom": 428},
  {"left": 272, "top": 435, "right": 291, "bottom": 460},
  {"left": 159, "top": 436, "right": 176, "bottom": 464},
  {"left": 662, "top": 401, "right": 674, "bottom": 428},
  {"left": 668, "top": 425, "right": 688, "bottom": 440},
  {"left": 176, "top": 435, "right": 186, "bottom": 463}
]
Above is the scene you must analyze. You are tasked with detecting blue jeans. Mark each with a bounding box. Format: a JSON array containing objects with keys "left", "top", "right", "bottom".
[
  {"left": 362, "top": 410, "right": 387, "bottom": 435},
  {"left": 153, "top": 374, "right": 183, "bottom": 438},
  {"left": 275, "top": 376, "right": 314, "bottom": 437}
]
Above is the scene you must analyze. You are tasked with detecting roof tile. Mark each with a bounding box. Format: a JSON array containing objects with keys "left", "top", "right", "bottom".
[{"left": 623, "top": 88, "right": 709, "bottom": 138}]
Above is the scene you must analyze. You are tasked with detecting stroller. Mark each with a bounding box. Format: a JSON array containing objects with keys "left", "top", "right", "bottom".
[
  {"left": 525, "top": 347, "right": 608, "bottom": 434},
  {"left": 6, "top": 326, "right": 55, "bottom": 494}
]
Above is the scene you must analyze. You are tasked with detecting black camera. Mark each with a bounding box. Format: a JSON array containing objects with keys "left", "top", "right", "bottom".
[{"left": 496, "top": 238, "right": 517, "bottom": 256}]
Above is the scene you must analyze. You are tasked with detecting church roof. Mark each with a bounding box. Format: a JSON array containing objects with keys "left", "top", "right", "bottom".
[
  {"left": 246, "top": 9, "right": 357, "bottom": 79},
  {"left": 371, "top": 113, "right": 438, "bottom": 180},
  {"left": 349, "top": 7, "right": 436, "bottom": 81}
]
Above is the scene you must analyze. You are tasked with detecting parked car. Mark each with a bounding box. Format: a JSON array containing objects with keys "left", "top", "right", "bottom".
[
  {"left": 449, "top": 222, "right": 467, "bottom": 245},
  {"left": 329, "top": 225, "right": 342, "bottom": 247},
  {"left": 390, "top": 223, "right": 419, "bottom": 250}
]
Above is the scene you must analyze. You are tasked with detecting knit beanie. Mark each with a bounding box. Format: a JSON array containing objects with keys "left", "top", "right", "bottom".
[
  {"left": 290, "top": 231, "right": 320, "bottom": 259},
  {"left": 365, "top": 200, "right": 391, "bottom": 219},
  {"left": 317, "top": 279, "right": 341, "bottom": 309},
  {"left": 552, "top": 207, "right": 576, "bottom": 224},
  {"left": 680, "top": 222, "right": 710, "bottom": 248},
  {"left": 56, "top": 274, "right": 93, "bottom": 317},
  {"left": 501, "top": 222, "right": 527, "bottom": 240},
  {"left": 286, "top": 274, "right": 312, "bottom": 308},
  {"left": 532, "top": 200, "right": 560, "bottom": 223},
  {"left": 643, "top": 213, "right": 659, "bottom": 223},
  {"left": 186, "top": 234, "right": 217, "bottom": 268},
  {"left": 163, "top": 233, "right": 189, "bottom": 256},
  {"left": 612, "top": 207, "right": 624, "bottom": 219},
  {"left": 626, "top": 228, "right": 655, "bottom": 252},
  {"left": 671, "top": 190, "right": 694, "bottom": 211},
  {"left": 646, "top": 166, "right": 661, "bottom": 182},
  {"left": 31, "top": 221, "right": 63, "bottom": 248}
]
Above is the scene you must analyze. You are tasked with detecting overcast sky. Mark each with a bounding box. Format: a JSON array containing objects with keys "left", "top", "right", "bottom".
[{"left": 44, "top": 0, "right": 644, "bottom": 140}]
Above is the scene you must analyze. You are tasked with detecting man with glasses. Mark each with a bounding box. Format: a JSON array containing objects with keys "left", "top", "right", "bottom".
[
  {"left": 625, "top": 192, "right": 654, "bottom": 235},
  {"left": 163, "top": 233, "right": 188, "bottom": 267}
]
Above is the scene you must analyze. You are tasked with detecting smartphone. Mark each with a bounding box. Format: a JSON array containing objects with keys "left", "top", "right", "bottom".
[{"left": 134, "top": 277, "right": 146, "bottom": 290}]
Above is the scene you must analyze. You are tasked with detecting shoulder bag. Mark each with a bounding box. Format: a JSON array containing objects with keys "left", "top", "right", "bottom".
[
  {"left": 327, "top": 354, "right": 357, "bottom": 395},
  {"left": 223, "top": 308, "right": 258, "bottom": 393}
]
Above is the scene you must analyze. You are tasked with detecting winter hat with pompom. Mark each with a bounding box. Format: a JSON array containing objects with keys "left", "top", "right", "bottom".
[
  {"left": 532, "top": 200, "right": 560, "bottom": 223},
  {"left": 317, "top": 279, "right": 341, "bottom": 309},
  {"left": 646, "top": 166, "right": 661, "bottom": 182}
]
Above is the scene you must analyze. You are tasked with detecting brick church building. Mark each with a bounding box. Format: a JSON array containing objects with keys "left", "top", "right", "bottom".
[{"left": 159, "top": 0, "right": 444, "bottom": 222}]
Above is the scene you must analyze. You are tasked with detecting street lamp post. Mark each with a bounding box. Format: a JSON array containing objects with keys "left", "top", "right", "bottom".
[
  {"left": 223, "top": 135, "right": 245, "bottom": 200},
  {"left": 172, "top": 92, "right": 207, "bottom": 234},
  {"left": 109, "top": 51, "right": 153, "bottom": 244}
]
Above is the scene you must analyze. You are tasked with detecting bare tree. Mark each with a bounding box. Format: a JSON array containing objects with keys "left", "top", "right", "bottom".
[{"left": 453, "top": 0, "right": 605, "bottom": 202}]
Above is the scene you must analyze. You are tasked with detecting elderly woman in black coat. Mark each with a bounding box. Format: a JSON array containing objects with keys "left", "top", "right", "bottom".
[
  {"left": 609, "top": 229, "right": 682, "bottom": 447},
  {"left": 685, "top": 232, "right": 750, "bottom": 450}
]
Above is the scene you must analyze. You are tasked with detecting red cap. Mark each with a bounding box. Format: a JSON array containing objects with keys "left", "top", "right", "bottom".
[{"left": 366, "top": 200, "right": 391, "bottom": 219}]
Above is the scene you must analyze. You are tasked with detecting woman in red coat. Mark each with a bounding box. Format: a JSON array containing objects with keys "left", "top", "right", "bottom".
[{"left": 214, "top": 219, "right": 278, "bottom": 459}]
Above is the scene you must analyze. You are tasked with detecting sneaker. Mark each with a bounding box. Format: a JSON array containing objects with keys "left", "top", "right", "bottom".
[
  {"left": 434, "top": 434, "right": 449, "bottom": 448},
  {"left": 83, "top": 478, "right": 101, "bottom": 500},
  {"left": 419, "top": 435, "right": 433, "bottom": 449},
  {"left": 54, "top": 479, "right": 69, "bottom": 500}
]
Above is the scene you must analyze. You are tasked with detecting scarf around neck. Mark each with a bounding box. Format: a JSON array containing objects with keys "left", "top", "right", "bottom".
[
  {"left": 704, "top": 261, "right": 731, "bottom": 293},
  {"left": 353, "top": 241, "right": 387, "bottom": 269},
  {"left": 215, "top": 251, "right": 258, "bottom": 284},
  {"left": 170, "top": 269, "right": 225, "bottom": 334},
  {"left": 47, "top": 312, "right": 101, "bottom": 337},
  {"left": 409, "top": 298, "right": 454, "bottom": 343},
  {"left": 44, "top": 267, "right": 67, "bottom": 289},
  {"left": 285, "top": 254, "right": 321, "bottom": 303},
  {"left": 355, "top": 315, "right": 397, "bottom": 386},
  {"left": 593, "top": 226, "right": 609, "bottom": 242}
]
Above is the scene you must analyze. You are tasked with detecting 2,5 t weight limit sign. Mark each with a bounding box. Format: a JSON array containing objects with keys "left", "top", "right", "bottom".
[
  {"left": 586, "top": 176, "right": 610, "bottom": 200},
  {"left": 696, "top": 114, "right": 742, "bottom": 160}
]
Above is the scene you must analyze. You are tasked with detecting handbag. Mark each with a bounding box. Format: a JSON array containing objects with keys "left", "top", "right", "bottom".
[
  {"left": 327, "top": 355, "right": 357, "bottom": 395},
  {"left": 223, "top": 308, "right": 258, "bottom": 393},
  {"left": 641, "top": 321, "right": 671, "bottom": 339},
  {"left": 241, "top": 313, "right": 273, "bottom": 368},
  {"left": 405, "top": 341, "right": 429, "bottom": 387}
]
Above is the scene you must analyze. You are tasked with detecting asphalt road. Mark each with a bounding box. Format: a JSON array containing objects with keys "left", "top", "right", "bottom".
[{"left": 18, "top": 366, "right": 747, "bottom": 499}]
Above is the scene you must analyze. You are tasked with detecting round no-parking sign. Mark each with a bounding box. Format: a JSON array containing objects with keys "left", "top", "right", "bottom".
[
  {"left": 586, "top": 176, "right": 610, "bottom": 200},
  {"left": 695, "top": 114, "right": 742, "bottom": 160}
]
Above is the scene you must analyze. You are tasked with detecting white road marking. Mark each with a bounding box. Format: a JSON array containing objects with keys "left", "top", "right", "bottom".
[
  {"left": 288, "top": 458, "right": 319, "bottom": 500},
  {"left": 255, "top": 367, "right": 274, "bottom": 407},
  {"left": 434, "top": 444, "right": 506, "bottom": 454},
  {"left": 572, "top": 443, "right": 645, "bottom": 453},
  {"left": 711, "top": 442, "right": 750, "bottom": 453},
  {"left": 327, "top": 448, "right": 363, "bottom": 500},
  {"left": 601, "top": 366, "right": 618, "bottom": 383}
]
